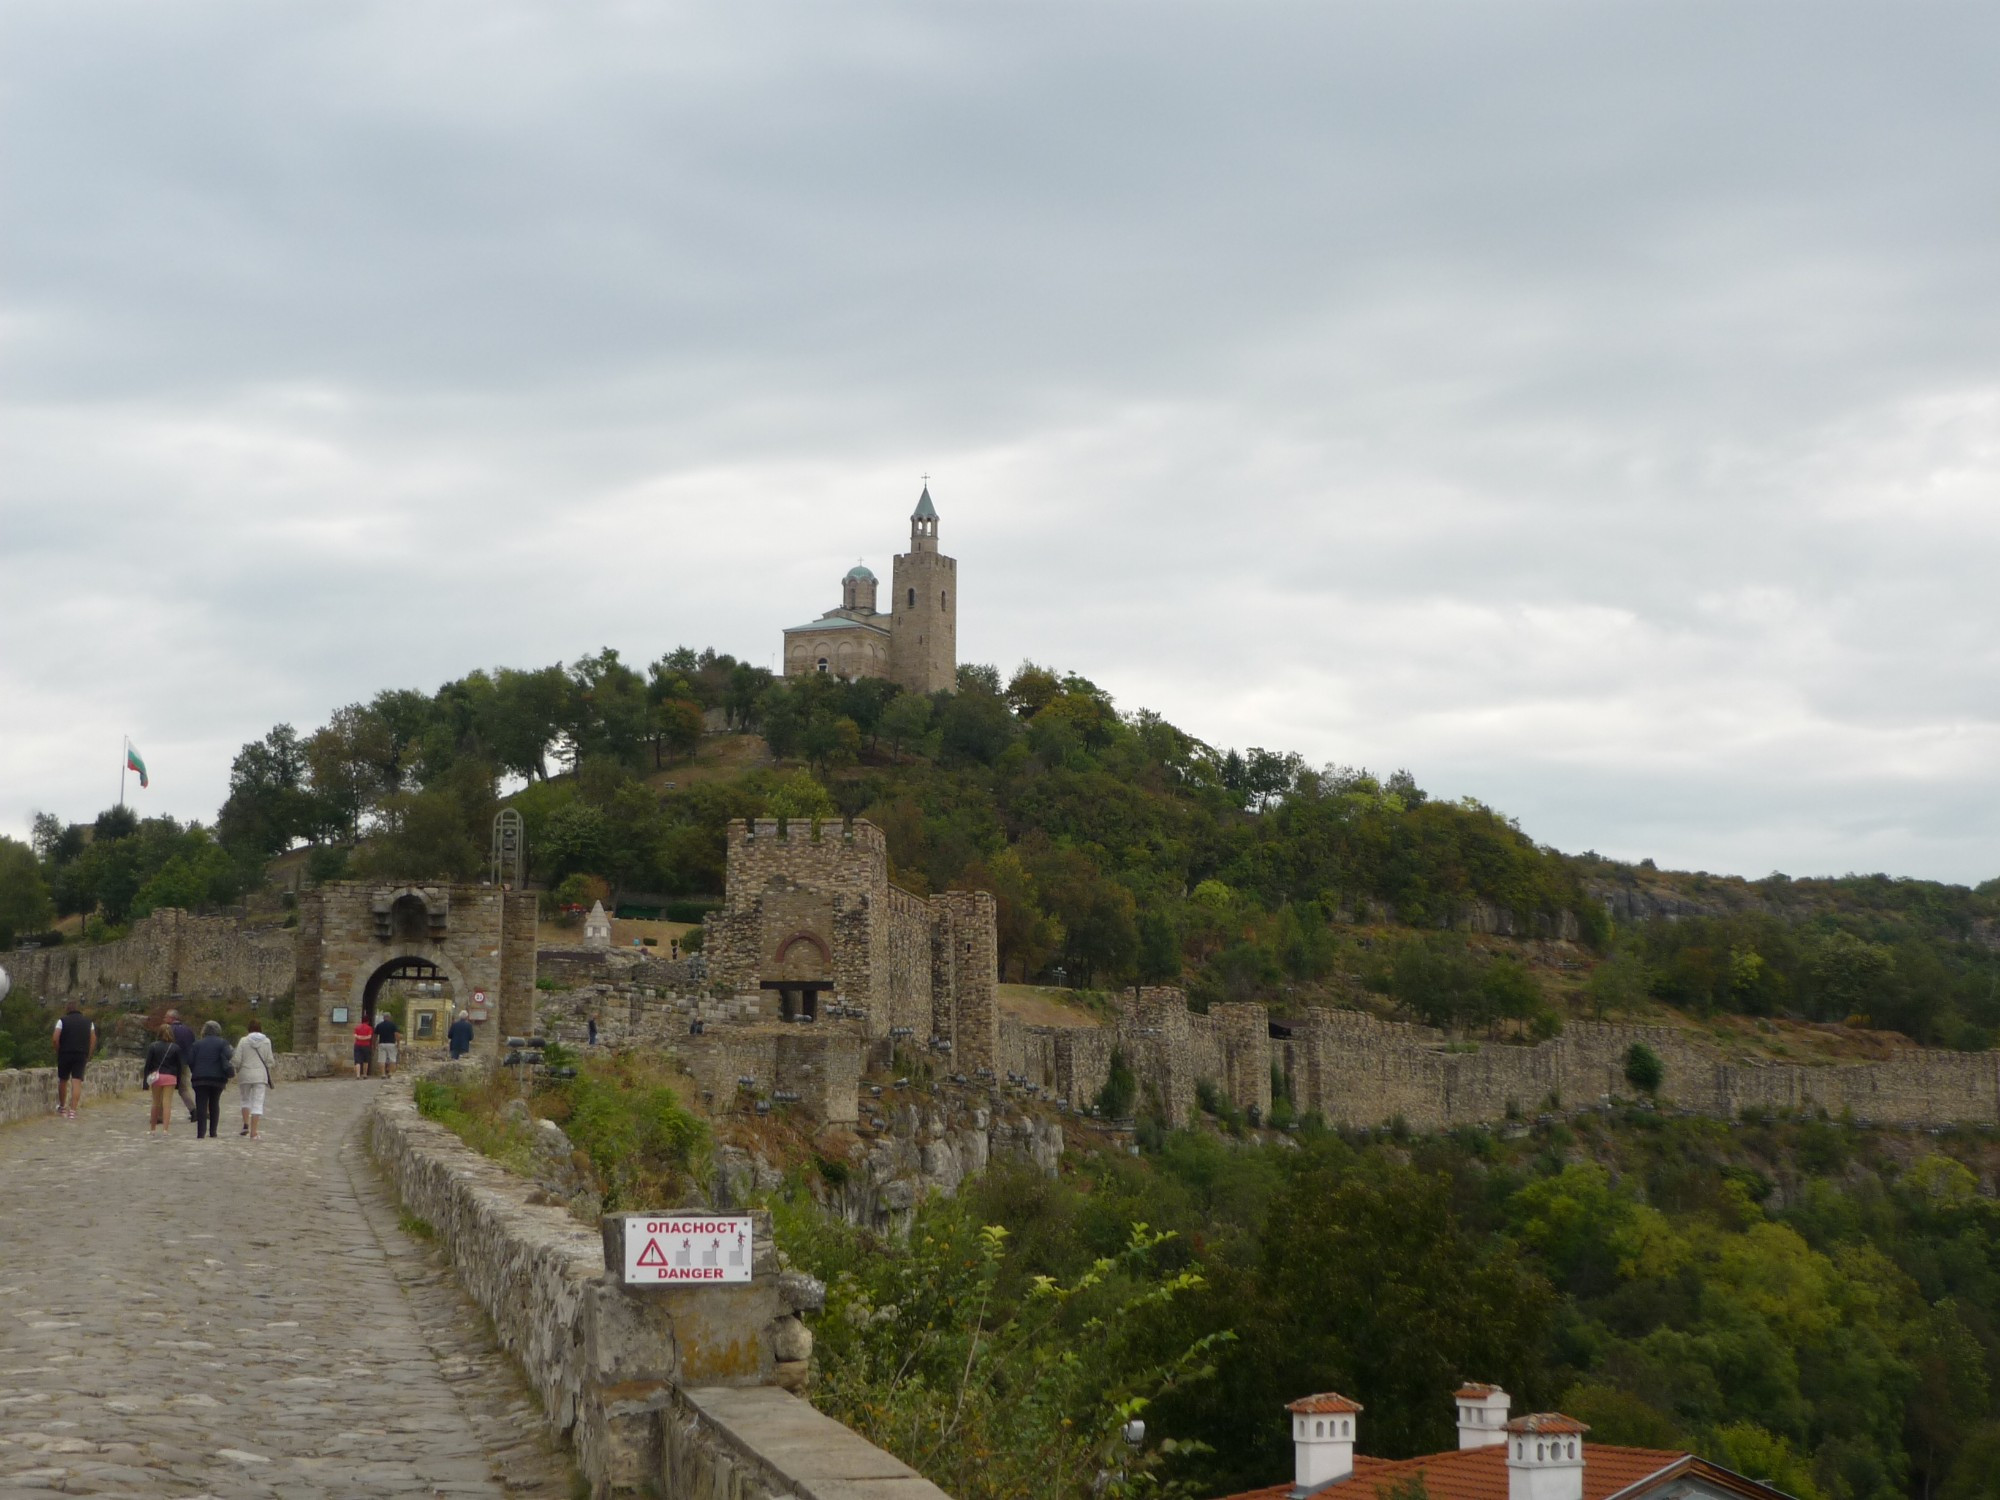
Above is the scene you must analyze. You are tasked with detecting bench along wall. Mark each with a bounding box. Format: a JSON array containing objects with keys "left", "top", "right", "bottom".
[{"left": 364, "top": 1082, "right": 951, "bottom": 1499}]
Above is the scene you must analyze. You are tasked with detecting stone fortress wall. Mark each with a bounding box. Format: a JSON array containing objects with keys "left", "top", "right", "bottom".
[
  {"left": 291, "top": 882, "right": 539, "bottom": 1063},
  {"left": 698, "top": 817, "right": 999, "bottom": 1076},
  {"left": 3, "top": 908, "right": 295, "bottom": 1004},
  {"left": 14, "top": 878, "right": 1999, "bottom": 1135},
  {"left": 1001, "top": 993, "right": 2000, "bottom": 1130}
]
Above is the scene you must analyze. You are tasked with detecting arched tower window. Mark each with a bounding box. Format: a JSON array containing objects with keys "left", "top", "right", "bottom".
[
  {"left": 941, "top": 590, "right": 948, "bottom": 610},
  {"left": 907, "top": 587, "right": 916, "bottom": 608}
]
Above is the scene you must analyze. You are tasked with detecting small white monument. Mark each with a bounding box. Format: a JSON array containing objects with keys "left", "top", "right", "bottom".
[{"left": 583, "top": 901, "right": 613, "bottom": 950}]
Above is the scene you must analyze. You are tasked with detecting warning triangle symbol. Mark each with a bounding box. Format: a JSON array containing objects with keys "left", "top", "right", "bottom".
[{"left": 636, "top": 1237, "right": 669, "bottom": 1267}]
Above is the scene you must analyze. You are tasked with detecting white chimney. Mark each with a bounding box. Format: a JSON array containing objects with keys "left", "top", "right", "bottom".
[
  {"left": 1288, "top": 1393, "right": 1362, "bottom": 1491},
  {"left": 1506, "top": 1414, "right": 1588, "bottom": 1500},
  {"left": 1455, "top": 1384, "right": 1511, "bottom": 1449}
]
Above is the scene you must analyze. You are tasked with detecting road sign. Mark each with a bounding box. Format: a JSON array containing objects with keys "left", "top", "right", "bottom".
[
  {"left": 622, "top": 1214, "right": 753, "bottom": 1285},
  {"left": 470, "top": 989, "right": 489, "bottom": 1020}
]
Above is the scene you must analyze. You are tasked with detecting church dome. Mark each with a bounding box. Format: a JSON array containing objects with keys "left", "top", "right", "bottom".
[{"left": 845, "top": 564, "right": 876, "bottom": 582}]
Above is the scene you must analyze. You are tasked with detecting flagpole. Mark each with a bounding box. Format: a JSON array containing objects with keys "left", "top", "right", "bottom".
[{"left": 120, "top": 736, "right": 128, "bottom": 809}]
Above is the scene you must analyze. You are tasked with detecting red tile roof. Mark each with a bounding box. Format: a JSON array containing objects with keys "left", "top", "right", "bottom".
[
  {"left": 1215, "top": 1442, "right": 1691, "bottom": 1500},
  {"left": 1455, "top": 1384, "right": 1505, "bottom": 1400},
  {"left": 1288, "top": 1393, "right": 1365, "bottom": 1415}
]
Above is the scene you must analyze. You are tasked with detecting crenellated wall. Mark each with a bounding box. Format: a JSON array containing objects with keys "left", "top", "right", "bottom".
[
  {"left": 1003, "top": 991, "right": 2000, "bottom": 1131},
  {"left": 5, "top": 909, "right": 296, "bottom": 1004},
  {"left": 698, "top": 819, "right": 999, "bottom": 1075}
]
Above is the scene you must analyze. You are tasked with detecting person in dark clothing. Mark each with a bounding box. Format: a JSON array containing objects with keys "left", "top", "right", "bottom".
[
  {"left": 141, "top": 1026, "right": 185, "bottom": 1136},
  {"left": 166, "top": 1009, "right": 199, "bottom": 1122},
  {"left": 51, "top": 1003, "right": 96, "bottom": 1119},
  {"left": 374, "top": 1012, "right": 400, "bottom": 1077},
  {"left": 447, "top": 1010, "right": 474, "bottom": 1059},
  {"left": 186, "top": 1019, "right": 235, "bottom": 1139}
]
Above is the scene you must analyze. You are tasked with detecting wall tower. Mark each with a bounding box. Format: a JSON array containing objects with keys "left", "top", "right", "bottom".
[{"left": 889, "top": 487, "right": 957, "bottom": 694}]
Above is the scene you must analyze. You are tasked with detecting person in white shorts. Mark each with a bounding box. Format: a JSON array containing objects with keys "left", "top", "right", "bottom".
[
  {"left": 374, "top": 1011, "right": 400, "bottom": 1076},
  {"left": 232, "top": 1020, "right": 277, "bottom": 1139}
]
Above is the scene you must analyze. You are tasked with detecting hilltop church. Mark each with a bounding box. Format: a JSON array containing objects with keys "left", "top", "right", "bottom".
[{"left": 782, "top": 487, "right": 958, "bottom": 694}]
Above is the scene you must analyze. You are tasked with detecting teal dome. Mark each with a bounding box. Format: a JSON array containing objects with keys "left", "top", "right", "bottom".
[{"left": 845, "top": 564, "right": 876, "bottom": 581}]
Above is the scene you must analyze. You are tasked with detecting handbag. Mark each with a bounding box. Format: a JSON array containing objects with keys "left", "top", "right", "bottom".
[{"left": 145, "top": 1070, "right": 163, "bottom": 1088}]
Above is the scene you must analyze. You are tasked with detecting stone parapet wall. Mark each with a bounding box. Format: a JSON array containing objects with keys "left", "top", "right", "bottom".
[
  {"left": 364, "top": 1081, "right": 942, "bottom": 1498},
  {"left": 0, "top": 1065, "right": 133, "bottom": 1124},
  {"left": 0, "top": 1050, "right": 329, "bottom": 1130},
  {"left": 6, "top": 910, "right": 296, "bottom": 1004},
  {"left": 662, "top": 1385, "right": 952, "bottom": 1500}
]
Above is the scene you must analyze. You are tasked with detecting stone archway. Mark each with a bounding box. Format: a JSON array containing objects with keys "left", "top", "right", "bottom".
[
  {"left": 293, "top": 881, "right": 537, "bottom": 1064},
  {"left": 765, "top": 931, "right": 831, "bottom": 1022}
]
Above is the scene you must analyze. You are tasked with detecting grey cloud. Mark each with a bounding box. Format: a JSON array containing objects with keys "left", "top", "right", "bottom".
[{"left": 4, "top": 1, "right": 2000, "bottom": 882}]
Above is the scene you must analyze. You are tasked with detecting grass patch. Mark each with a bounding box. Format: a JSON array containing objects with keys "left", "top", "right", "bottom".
[
  {"left": 397, "top": 1208, "right": 436, "bottom": 1241},
  {"left": 415, "top": 1049, "right": 710, "bottom": 1215}
]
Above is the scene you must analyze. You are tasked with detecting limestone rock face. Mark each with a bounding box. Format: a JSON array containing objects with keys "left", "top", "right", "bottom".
[{"left": 716, "top": 1090, "right": 1066, "bottom": 1235}]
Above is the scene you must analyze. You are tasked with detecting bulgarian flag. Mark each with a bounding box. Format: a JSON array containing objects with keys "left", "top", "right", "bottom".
[{"left": 125, "top": 740, "right": 149, "bottom": 789}]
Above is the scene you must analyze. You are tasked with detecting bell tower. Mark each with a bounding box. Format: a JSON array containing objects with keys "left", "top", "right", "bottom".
[{"left": 889, "top": 485, "right": 957, "bottom": 694}]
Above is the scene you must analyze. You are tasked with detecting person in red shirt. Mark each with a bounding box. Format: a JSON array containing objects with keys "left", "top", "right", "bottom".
[{"left": 351, "top": 1015, "right": 375, "bottom": 1079}]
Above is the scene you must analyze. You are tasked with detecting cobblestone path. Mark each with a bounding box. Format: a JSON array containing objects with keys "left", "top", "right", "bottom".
[{"left": 0, "top": 1079, "right": 576, "bottom": 1498}]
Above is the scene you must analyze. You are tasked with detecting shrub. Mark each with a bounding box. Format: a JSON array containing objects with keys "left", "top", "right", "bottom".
[
  {"left": 1096, "top": 1047, "right": 1137, "bottom": 1118},
  {"left": 1624, "top": 1041, "right": 1665, "bottom": 1094}
]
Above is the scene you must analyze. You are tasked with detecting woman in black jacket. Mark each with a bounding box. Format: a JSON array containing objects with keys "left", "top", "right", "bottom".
[
  {"left": 141, "top": 1025, "right": 184, "bottom": 1136},
  {"left": 186, "top": 1020, "right": 235, "bottom": 1139}
]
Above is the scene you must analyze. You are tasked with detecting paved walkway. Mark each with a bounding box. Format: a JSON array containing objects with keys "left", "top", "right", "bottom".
[{"left": 0, "top": 1078, "right": 576, "bottom": 1498}]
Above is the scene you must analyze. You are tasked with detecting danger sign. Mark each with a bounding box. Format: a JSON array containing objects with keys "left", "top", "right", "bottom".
[{"left": 622, "top": 1215, "right": 753, "bottom": 1285}]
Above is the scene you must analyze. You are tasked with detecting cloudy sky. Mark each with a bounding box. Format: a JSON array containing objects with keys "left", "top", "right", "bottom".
[{"left": 4, "top": 2, "right": 1998, "bottom": 884}]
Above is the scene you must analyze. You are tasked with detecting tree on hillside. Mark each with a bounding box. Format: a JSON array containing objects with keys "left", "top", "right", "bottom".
[
  {"left": 485, "top": 665, "right": 572, "bottom": 781},
  {"left": 1029, "top": 842, "right": 1139, "bottom": 987},
  {"left": 0, "top": 836, "right": 54, "bottom": 947},
  {"left": 879, "top": 692, "right": 932, "bottom": 762},
  {"left": 802, "top": 714, "right": 861, "bottom": 773},
  {"left": 304, "top": 704, "right": 397, "bottom": 841},
  {"left": 1170, "top": 1147, "right": 1554, "bottom": 1471},
  {"left": 965, "top": 846, "right": 1063, "bottom": 981},
  {"left": 565, "top": 648, "right": 650, "bottom": 770},
  {"left": 217, "top": 724, "right": 314, "bottom": 858}
]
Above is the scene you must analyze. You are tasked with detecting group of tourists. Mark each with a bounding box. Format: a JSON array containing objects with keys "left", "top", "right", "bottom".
[
  {"left": 348, "top": 1010, "right": 401, "bottom": 1079},
  {"left": 130, "top": 1007, "right": 280, "bottom": 1140}
]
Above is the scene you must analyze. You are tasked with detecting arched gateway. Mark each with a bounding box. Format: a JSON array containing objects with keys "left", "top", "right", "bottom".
[{"left": 292, "top": 882, "right": 537, "bottom": 1063}]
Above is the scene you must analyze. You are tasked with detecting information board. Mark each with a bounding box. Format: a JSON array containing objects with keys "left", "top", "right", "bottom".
[{"left": 622, "top": 1214, "right": 754, "bottom": 1284}]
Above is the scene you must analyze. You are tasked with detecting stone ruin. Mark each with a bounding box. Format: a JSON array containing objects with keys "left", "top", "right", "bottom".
[{"left": 535, "top": 816, "right": 1001, "bottom": 1127}]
